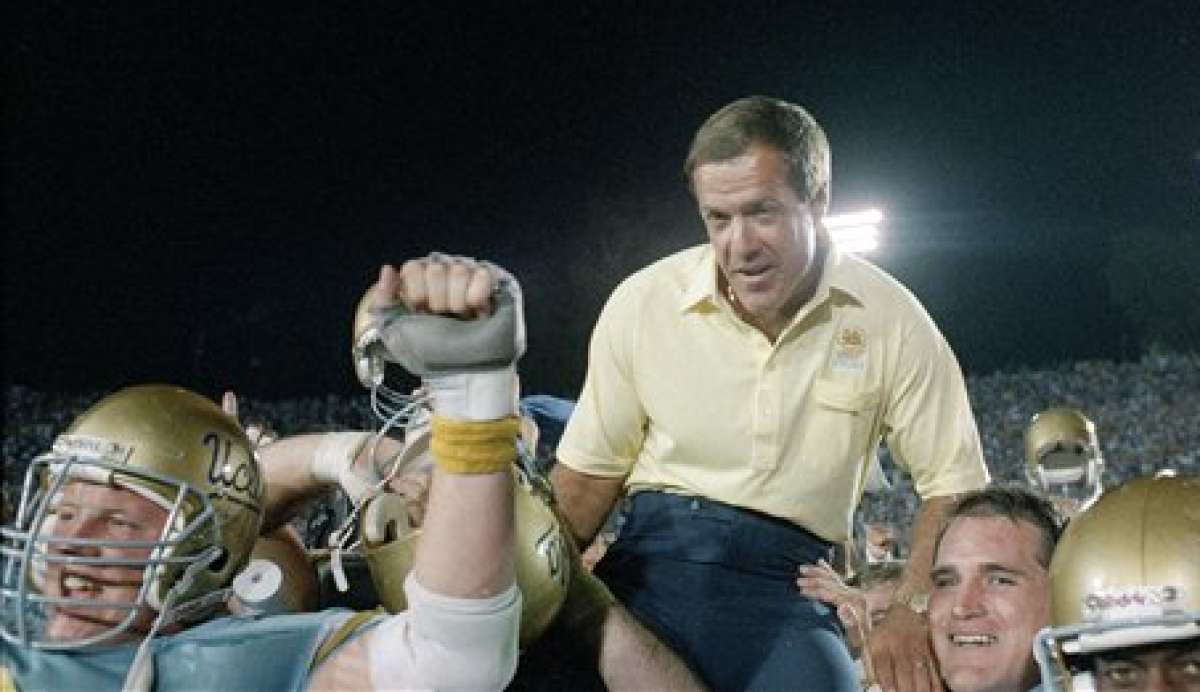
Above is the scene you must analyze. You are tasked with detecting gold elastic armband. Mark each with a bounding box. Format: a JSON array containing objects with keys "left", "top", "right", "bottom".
[{"left": 429, "top": 415, "right": 521, "bottom": 474}]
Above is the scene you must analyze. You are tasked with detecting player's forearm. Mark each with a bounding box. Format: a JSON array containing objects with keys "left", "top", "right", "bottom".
[
  {"left": 549, "top": 463, "right": 624, "bottom": 548},
  {"left": 895, "top": 494, "right": 958, "bottom": 596},
  {"left": 259, "top": 435, "right": 330, "bottom": 532},
  {"left": 415, "top": 467, "right": 515, "bottom": 598}
]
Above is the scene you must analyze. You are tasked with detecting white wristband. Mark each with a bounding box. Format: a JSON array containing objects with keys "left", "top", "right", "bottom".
[
  {"left": 423, "top": 368, "right": 517, "bottom": 421},
  {"left": 311, "top": 432, "right": 375, "bottom": 502}
]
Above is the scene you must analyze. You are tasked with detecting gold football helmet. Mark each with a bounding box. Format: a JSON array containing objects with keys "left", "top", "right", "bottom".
[
  {"left": 1034, "top": 474, "right": 1200, "bottom": 691},
  {"left": 360, "top": 424, "right": 574, "bottom": 648},
  {"left": 1024, "top": 406, "right": 1105, "bottom": 516},
  {"left": 0, "top": 385, "right": 264, "bottom": 648}
]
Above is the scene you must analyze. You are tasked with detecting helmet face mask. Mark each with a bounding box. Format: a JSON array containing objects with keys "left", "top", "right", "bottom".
[
  {"left": 0, "top": 385, "right": 264, "bottom": 650},
  {"left": 1034, "top": 475, "right": 1200, "bottom": 691},
  {"left": 352, "top": 287, "right": 388, "bottom": 390},
  {"left": 3, "top": 456, "right": 219, "bottom": 648}
]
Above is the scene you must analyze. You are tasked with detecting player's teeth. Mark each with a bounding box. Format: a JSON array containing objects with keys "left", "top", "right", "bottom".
[
  {"left": 951, "top": 634, "right": 996, "bottom": 646},
  {"left": 63, "top": 575, "right": 94, "bottom": 591}
]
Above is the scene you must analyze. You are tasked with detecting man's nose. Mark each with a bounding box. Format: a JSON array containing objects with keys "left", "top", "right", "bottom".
[
  {"left": 727, "top": 216, "right": 757, "bottom": 252},
  {"left": 951, "top": 580, "right": 986, "bottom": 618}
]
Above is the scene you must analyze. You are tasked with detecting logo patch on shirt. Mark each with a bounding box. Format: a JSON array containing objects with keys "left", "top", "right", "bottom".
[{"left": 832, "top": 327, "right": 867, "bottom": 372}]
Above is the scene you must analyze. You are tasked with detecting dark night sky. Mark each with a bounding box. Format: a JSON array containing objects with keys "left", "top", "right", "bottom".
[{"left": 5, "top": 2, "right": 1199, "bottom": 398}]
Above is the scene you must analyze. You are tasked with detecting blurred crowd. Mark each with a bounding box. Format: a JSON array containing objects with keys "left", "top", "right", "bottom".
[
  {"left": 6, "top": 350, "right": 1199, "bottom": 542},
  {"left": 856, "top": 350, "right": 1200, "bottom": 558}
]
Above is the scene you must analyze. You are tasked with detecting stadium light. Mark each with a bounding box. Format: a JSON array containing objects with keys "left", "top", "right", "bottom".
[{"left": 825, "top": 208, "right": 883, "bottom": 253}]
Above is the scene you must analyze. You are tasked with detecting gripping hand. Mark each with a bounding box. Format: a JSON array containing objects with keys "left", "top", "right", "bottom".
[{"left": 373, "top": 254, "right": 525, "bottom": 421}]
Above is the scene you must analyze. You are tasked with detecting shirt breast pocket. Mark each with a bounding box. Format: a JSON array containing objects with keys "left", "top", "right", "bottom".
[
  {"left": 813, "top": 380, "right": 881, "bottom": 413},
  {"left": 809, "top": 380, "right": 883, "bottom": 462}
]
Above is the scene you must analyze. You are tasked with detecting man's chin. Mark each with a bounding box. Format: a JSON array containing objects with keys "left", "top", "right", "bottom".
[{"left": 943, "top": 669, "right": 1023, "bottom": 692}]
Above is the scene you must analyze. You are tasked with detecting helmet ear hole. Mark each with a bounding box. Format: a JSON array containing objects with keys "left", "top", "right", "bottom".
[
  {"left": 208, "top": 547, "right": 230, "bottom": 574},
  {"left": 172, "top": 546, "right": 229, "bottom": 597},
  {"left": 380, "top": 517, "right": 401, "bottom": 543},
  {"left": 363, "top": 495, "right": 416, "bottom": 546}
]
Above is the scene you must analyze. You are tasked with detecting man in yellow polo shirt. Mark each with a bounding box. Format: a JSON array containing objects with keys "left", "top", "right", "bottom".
[{"left": 551, "top": 95, "right": 990, "bottom": 692}]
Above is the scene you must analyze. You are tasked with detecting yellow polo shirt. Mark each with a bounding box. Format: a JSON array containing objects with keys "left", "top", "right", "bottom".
[{"left": 557, "top": 244, "right": 989, "bottom": 543}]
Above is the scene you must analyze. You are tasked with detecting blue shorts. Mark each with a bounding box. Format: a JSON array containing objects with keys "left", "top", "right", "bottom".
[{"left": 594, "top": 491, "right": 859, "bottom": 692}]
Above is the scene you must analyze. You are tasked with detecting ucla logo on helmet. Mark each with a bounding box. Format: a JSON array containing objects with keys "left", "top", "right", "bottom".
[{"left": 203, "top": 431, "right": 264, "bottom": 505}]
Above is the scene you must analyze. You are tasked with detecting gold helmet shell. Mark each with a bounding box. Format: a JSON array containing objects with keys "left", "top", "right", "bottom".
[
  {"left": 1034, "top": 474, "right": 1200, "bottom": 690},
  {"left": 360, "top": 429, "right": 573, "bottom": 648}
]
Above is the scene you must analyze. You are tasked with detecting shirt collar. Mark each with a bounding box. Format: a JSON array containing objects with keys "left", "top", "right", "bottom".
[
  {"left": 680, "top": 246, "right": 722, "bottom": 313},
  {"left": 678, "top": 241, "right": 865, "bottom": 316}
]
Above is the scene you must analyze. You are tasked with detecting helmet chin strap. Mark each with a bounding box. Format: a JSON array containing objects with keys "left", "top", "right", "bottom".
[{"left": 123, "top": 545, "right": 224, "bottom": 692}]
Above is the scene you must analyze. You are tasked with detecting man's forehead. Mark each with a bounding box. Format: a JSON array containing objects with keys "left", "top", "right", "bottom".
[
  {"left": 694, "top": 143, "right": 779, "bottom": 172},
  {"left": 938, "top": 516, "right": 1046, "bottom": 566},
  {"left": 946, "top": 514, "right": 1038, "bottom": 539},
  {"left": 694, "top": 147, "right": 791, "bottom": 192},
  {"left": 59, "top": 478, "right": 115, "bottom": 496},
  {"left": 59, "top": 478, "right": 157, "bottom": 511}
]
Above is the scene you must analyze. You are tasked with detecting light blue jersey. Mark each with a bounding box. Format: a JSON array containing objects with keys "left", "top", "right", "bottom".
[{"left": 4, "top": 609, "right": 370, "bottom": 691}]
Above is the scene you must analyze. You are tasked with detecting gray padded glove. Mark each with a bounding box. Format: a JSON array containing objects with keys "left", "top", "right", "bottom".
[{"left": 374, "top": 255, "right": 524, "bottom": 420}]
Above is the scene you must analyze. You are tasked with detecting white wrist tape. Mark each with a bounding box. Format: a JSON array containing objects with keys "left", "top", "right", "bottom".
[
  {"left": 311, "top": 432, "right": 376, "bottom": 502},
  {"left": 423, "top": 367, "right": 517, "bottom": 421}
]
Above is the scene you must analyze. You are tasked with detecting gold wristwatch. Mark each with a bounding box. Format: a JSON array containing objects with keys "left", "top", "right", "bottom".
[{"left": 889, "top": 591, "right": 930, "bottom": 614}]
